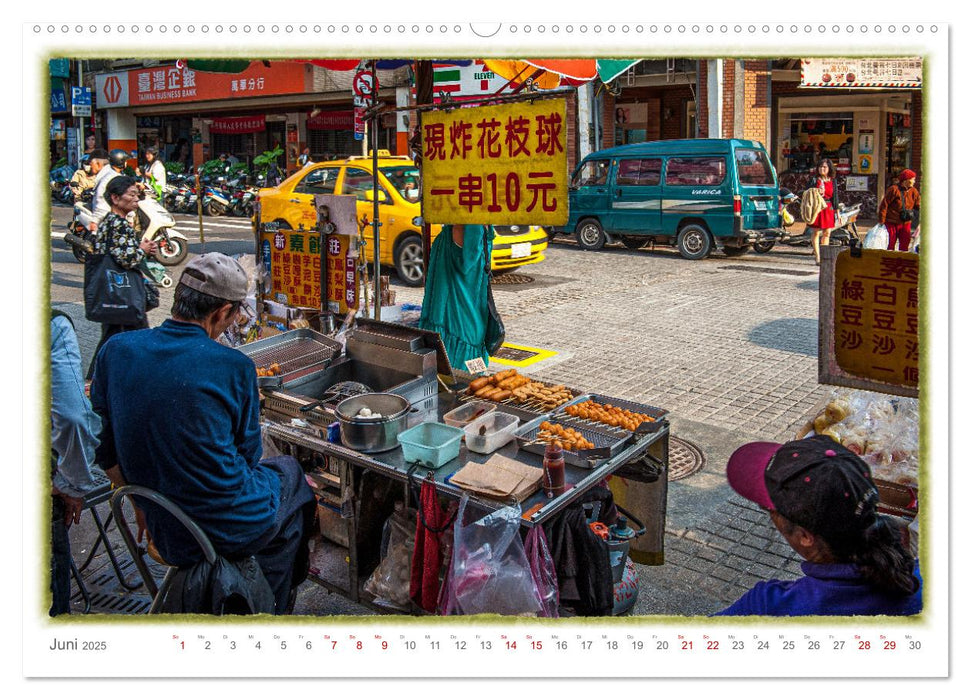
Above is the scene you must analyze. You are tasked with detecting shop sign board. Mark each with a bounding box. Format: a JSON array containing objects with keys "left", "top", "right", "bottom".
[
  {"left": 96, "top": 62, "right": 307, "bottom": 110},
  {"left": 210, "top": 116, "right": 267, "bottom": 135},
  {"left": 50, "top": 79, "right": 68, "bottom": 113},
  {"left": 421, "top": 97, "right": 569, "bottom": 226},
  {"left": 324, "top": 234, "right": 358, "bottom": 314},
  {"left": 845, "top": 176, "right": 869, "bottom": 192},
  {"left": 308, "top": 110, "right": 354, "bottom": 130},
  {"left": 819, "top": 248, "right": 919, "bottom": 397},
  {"left": 71, "top": 86, "right": 92, "bottom": 117},
  {"left": 260, "top": 228, "right": 322, "bottom": 310},
  {"left": 428, "top": 60, "right": 506, "bottom": 103},
  {"left": 801, "top": 58, "right": 922, "bottom": 88},
  {"left": 49, "top": 58, "right": 71, "bottom": 78}
]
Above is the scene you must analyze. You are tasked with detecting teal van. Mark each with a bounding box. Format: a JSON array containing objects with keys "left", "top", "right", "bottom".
[{"left": 560, "top": 139, "right": 783, "bottom": 259}]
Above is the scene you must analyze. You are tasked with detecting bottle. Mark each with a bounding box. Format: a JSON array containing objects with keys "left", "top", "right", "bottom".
[{"left": 543, "top": 443, "right": 566, "bottom": 498}]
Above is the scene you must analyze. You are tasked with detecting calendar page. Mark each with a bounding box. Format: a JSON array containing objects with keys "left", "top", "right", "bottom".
[{"left": 20, "top": 3, "right": 956, "bottom": 690}]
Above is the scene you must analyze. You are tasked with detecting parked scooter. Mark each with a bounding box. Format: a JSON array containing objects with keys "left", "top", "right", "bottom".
[
  {"left": 754, "top": 188, "right": 861, "bottom": 253},
  {"left": 64, "top": 195, "right": 189, "bottom": 267},
  {"left": 201, "top": 177, "right": 232, "bottom": 217},
  {"left": 229, "top": 182, "right": 259, "bottom": 217},
  {"left": 50, "top": 165, "right": 75, "bottom": 204}
]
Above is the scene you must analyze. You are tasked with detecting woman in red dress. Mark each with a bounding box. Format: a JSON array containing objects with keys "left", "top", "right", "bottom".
[{"left": 809, "top": 158, "right": 839, "bottom": 265}]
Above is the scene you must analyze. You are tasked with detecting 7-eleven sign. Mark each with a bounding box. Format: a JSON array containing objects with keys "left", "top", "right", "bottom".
[{"left": 429, "top": 61, "right": 506, "bottom": 102}]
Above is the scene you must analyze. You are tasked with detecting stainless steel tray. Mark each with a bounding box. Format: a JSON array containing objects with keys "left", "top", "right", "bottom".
[
  {"left": 515, "top": 415, "right": 630, "bottom": 469},
  {"left": 550, "top": 393, "right": 669, "bottom": 435},
  {"left": 239, "top": 329, "right": 343, "bottom": 385}
]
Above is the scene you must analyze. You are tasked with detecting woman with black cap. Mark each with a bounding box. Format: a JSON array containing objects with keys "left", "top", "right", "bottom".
[{"left": 715, "top": 435, "right": 921, "bottom": 616}]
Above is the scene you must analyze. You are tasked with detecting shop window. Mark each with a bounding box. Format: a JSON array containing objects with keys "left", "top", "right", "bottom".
[
  {"left": 616, "top": 158, "right": 662, "bottom": 186},
  {"left": 294, "top": 166, "right": 340, "bottom": 195},
  {"left": 308, "top": 130, "right": 355, "bottom": 160},
  {"left": 341, "top": 167, "right": 391, "bottom": 201},
  {"left": 212, "top": 133, "right": 245, "bottom": 160},
  {"left": 665, "top": 157, "right": 727, "bottom": 187},
  {"left": 735, "top": 149, "right": 775, "bottom": 186},
  {"left": 784, "top": 112, "right": 854, "bottom": 173},
  {"left": 572, "top": 159, "right": 610, "bottom": 188}
]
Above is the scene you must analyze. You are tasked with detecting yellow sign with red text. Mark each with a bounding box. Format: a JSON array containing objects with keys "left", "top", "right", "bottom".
[
  {"left": 421, "top": 98, "right": 569, "bottom": 226},
  {"left": 833, "top": 250, "right": 918, "bottom": 388}
]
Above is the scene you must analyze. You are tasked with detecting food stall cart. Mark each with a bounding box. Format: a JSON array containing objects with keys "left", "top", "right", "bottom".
[{"left": 239, "top": 320, "right": 670, "bottom": 615}]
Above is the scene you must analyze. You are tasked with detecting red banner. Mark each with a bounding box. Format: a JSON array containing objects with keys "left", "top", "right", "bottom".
[
  {"left": 210, "top": 116, "right": 266, "bottom": 134},
  {"left": 307, "top": 110, "right": 354, "bottom": 130}
]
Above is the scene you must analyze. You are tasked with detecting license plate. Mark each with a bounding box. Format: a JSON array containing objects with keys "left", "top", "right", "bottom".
[
  {"left": 510, "top": 242, "right": 531, "bottom": 259},
  {"left": 753, "top": 199, "right": 767, "bottom": 211}
]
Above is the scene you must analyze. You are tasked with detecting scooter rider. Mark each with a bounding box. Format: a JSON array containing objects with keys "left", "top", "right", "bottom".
[
  {"left": 68, "top": 154, "right": 97, "bottom": 202},
  {"left": 90, "top": 148, "right": 130, "bottom": 228}
]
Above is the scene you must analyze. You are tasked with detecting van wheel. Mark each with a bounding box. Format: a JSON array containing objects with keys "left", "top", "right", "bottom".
[
  {"left": 393, "top": 235, "right": 425, "bottom": 287},
  {"left": 576, "top": 219, "right": 606, "bottom": 251},
  {"left": 722, "top": 245, "right": 751, "bottom": 257},
  {"left": 676, "top": 224, "right": 712, "bottom": 260},
  {"left": 620, "top": 236, "right": 649, "bottom": 250},
  {"left": 753, "top": 241, "right": 775, "bottom": 253}
]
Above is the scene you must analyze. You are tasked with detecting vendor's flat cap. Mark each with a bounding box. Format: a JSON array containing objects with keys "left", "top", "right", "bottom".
[{"left": 179, "top": 252, "right": 248, "bottom": 302}]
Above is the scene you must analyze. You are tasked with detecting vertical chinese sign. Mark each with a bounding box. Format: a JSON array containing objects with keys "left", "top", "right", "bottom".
[
  {"left": 260, "top": 228, "right": 322, "bottom": 309},
  {"left": 820, "top": 249, "right": 919, "bottom": 397},
  {"left": 324, "top": 234, "right": 358, "bottom": 314},
  {"left": 421, "top": 98, "right": 569, "bottom": 226}
]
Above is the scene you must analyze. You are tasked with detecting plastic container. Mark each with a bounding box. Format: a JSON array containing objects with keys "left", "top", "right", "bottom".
[
  {"left": 443, "top": 401, "right": 496, "bottom": 429},
  {"left": 464, "top": 412, "right": 520, "bottom": 454},
  {"left": 397, "top": 421, "right": 464, "bottom": 468}
]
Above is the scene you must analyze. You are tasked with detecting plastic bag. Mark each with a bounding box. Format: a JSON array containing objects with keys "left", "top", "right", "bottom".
[
  {"left": 524, "top": 526, "right": 559, "bottom": 618},
  {"left": 363, "top": 505, "right": 418, "bottom": 610},
  {"left": 442, "top": 494, "right": 544, "bottom": 616},
  {"left": 863, "top": 223, "right": 889, "bottom": 249}
]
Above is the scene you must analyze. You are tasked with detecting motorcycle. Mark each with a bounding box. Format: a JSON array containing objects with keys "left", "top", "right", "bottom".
[
  {"left": 228, "top": 182, "right": 259, "bottom": 218},
  {"left": 50, "top": 165, "right": 75, "bottom": 204},
  {"left": 64, "top": 195, "right": 189, "bottom": 267},
  {"left": 201, "top": 177, "right": 232, "bottom": 217},
  {"left": 754, "top": 188, "right": 861, "bottom": 253}
]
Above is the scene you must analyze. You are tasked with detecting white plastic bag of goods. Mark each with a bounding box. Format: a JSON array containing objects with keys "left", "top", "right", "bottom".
[{"left": 863, "top": 223, "right": 889, "bottom": 249}]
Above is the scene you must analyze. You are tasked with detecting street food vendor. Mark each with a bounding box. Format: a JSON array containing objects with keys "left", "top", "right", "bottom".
[
  {"left": 715, "top": 435, "right": 921, "bottom": 616},
  {"left": 89, "top": 253, "right": 315, "bottom": 614},
  {"left": 419, "top": 223, "right": 494, "bottom": 369}
]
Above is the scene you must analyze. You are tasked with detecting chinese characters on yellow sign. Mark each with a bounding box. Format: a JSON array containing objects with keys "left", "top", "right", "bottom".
[
  {"left": 421, "top": 98, "right": 569, "bottom": 226},
  {"left": 324, "top": 233, "right": 359, "bottom": 314},
  {"left": 833, "top": 251, "right": 918, "bottom": 388},
  {"left": 260, "top": 229, "right": 322, "bottom": 309}
]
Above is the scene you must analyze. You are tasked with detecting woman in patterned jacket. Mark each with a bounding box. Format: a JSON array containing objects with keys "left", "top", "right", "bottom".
[{"left": 85, "top": 176, "right": 159, "bottom": 380}]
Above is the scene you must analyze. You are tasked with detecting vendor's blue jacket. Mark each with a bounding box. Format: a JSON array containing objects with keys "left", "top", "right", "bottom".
[
  {"left": 90, "top": 319, "right": 280, "bottom": 566},
  {"left": 715, "top": 561, "right": 922, "bottom": 616}
]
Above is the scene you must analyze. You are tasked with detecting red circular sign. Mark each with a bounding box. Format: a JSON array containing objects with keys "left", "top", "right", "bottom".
[{"left": 352, "top": 70, "right": 377, "bottom": 97}]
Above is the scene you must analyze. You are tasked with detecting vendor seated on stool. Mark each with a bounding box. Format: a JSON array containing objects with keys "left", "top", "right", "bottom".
[
  {"left": 715, "top": 435, "right": 921, "bottom": 616},
  {"left": 89, "top": 252, "right": 316, "bottom": 614}
]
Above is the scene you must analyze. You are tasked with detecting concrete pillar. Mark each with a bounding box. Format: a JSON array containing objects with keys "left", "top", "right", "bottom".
[
  {"left": 707, "top": 59, "right": 723, "bottom": 141},
  {"left": 578, "top": 82, "right": 593, "bottom": 161},
  {"left": 733, "top": 60, "right": 745, "bottom": 139},
  {"left": 395, "top": 86, "right": 410, "bottom": 156},
  {"left": 106, "top": 108, "right": 137, "bottom": 159}
]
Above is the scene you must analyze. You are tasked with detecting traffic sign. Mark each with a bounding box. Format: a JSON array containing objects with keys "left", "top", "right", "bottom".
[
  {"left": 71, "top": 86, "right": 92, "bottom": 117},
  {"left": 352, "top": 70, "right": 377, "bottom": 98}
]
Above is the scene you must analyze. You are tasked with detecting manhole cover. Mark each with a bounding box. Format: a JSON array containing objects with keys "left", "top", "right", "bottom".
[
  {"left": 668, "top": 435, "right": 706, "bottom": 481},
  {"left": 493, "top": 273, "right": 534, "bottom": 285}
]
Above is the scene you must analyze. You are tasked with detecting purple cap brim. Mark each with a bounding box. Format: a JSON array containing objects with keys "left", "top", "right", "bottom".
[{"left": 726, "top": 442, "right": 781, "bottom": 510}]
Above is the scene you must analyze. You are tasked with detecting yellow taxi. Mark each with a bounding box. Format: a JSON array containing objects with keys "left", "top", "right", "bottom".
[{"left": 255, "top": 153, "right": 548, "bottom": 286}]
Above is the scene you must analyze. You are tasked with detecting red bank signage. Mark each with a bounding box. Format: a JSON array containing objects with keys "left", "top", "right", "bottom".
[
  {"left": 211, "top": 116, "right": 267, "bottom": 134},
  {"left": 94, "top": 62, "right": 309, "bottom": 109}
]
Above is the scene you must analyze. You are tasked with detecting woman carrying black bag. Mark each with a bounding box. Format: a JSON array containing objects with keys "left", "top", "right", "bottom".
[{"left": 85, "top": 176, "right": 159, "bottom": 380}]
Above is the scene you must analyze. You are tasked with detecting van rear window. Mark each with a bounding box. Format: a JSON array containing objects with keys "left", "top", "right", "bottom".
[
  {"left": 665, "top": 157, "right": 726, "bottom": 187},
  {"left": 735, "top": 149, "right": 775, "bottom": 186}
]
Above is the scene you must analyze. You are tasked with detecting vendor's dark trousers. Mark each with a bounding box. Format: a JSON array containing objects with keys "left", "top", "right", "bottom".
[
  {"left": 86, "top": 320, "right": 149, "bottom": 380},
  {"left": 224, "top": 456, "right": 316, "bottom": 614},
  {"left": 50, "top": 496, "right": 71, "bottom": 617}
]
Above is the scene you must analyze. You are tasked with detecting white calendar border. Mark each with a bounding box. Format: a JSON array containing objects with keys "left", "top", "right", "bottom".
[{"left": 17, "top": 2, "right": 956, "bottom": 684}]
